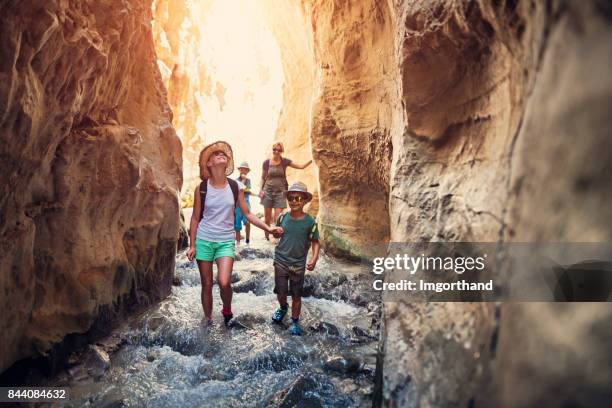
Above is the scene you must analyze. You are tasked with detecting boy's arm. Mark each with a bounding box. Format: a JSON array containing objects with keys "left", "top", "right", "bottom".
[{"left": 306, "top": 240, "right": 320, "bottom": 271}]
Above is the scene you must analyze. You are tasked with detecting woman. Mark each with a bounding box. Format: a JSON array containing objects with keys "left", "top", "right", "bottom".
[
  {"left": 187, "top": 141, "right": 282, "bottom": 326},
  {"left": 259, "top": 141, "right": 312, "bottom": 240}
]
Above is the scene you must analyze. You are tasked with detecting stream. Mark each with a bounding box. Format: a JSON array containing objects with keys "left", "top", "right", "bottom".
[{"left": 41, "top": 235, "right": 380, "bottom": 407}]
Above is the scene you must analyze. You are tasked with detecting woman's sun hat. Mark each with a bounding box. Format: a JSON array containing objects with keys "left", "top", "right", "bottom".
[
  {"left": 285, "top": 181, "right": 313, "bottom": 201},
  {"left": 237, "top": 162, "right": 250, "bottom": 170},
  {"left": 199, "top": 141, "right": 234, "bottom": 180}
]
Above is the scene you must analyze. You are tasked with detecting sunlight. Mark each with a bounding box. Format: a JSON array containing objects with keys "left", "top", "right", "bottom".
[{"left": 153, "top": 0, "right": 285, "bottom": 203}]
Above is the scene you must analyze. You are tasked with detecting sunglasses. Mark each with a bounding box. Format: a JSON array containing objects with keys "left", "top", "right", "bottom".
[
  {"left": 212, "top": 151, "right": 227, "bottom": 157},
  {"left": 272, "top": 148, "right": 282, "bottom": 153},
  {"left": 287, "top": 195, "right": 305, "bottom": 203}
]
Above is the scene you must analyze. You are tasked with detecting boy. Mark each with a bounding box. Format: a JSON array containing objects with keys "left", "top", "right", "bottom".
[
  {"left": 234, "top": 162, "right": 252, "bottom": 244},
  {"left": 271, "top": 181, "right": 320, "bottom": 335}
]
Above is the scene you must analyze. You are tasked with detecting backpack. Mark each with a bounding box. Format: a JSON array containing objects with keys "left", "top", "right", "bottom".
[
  {"left": 262, "top": 158, "right": 290, "bottom": 190},
  {"left": 199, "top": 178, "right": 239, "bottom": 221},
  {"left": 277, "top": 212, "right": 318, "bottom": 240}
]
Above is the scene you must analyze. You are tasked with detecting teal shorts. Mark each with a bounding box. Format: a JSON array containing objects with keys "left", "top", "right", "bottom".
[{"left": 195, "top": 239, "right": 235, "bottom": 261}]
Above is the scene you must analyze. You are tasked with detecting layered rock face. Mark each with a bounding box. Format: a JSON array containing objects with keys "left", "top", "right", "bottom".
[
  {"left": 293, "top": 0, "right": 611, "bottom": 406},
  {"left": 385, "top": 1, "right": 612, "bottom": 407},
  {"left": 307, "top": 0, "right": 395, "bottom": 256},
  {"left": 0, "top": 0, "right": 182, "bottom": 373}
]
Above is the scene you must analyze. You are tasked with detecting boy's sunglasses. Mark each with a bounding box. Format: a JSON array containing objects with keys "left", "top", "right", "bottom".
[
  {"left": 213, "top": 151, "right": 227, "bottom": 157},
  {"left": 287, "top": 195, "right": 305, "bottom": 203},
  {"left": 272, "top": 148, "right": 282, "bottom": 153}
]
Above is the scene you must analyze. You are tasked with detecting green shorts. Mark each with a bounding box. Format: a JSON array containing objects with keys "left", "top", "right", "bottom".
[{"left": 195, "top": 239, "right": 235, "bottom": 261}]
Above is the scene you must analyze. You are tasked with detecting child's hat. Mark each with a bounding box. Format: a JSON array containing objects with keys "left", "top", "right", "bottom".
[
  {"left": 285, "top": 181, "right": 313, "bottom": 201},
  {"left": 238, "top": 162, "right": 250, "bottom": 170},
  {"left": 199, "top": 141, "right": 234, "bottom": 179}
]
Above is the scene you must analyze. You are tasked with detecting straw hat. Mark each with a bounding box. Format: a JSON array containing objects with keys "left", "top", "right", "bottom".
[
  {"left": 199, "top": 141, "right": 234, "bottom": 180},
  {"left": 285, "top": 181, "right": 313, "bottom": 201},
  {"left": 237, "top": 162, "right": 250, "bottom": 170}
]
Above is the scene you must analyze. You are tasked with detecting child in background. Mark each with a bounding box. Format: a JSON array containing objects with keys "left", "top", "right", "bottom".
[
  {"left": 271, "top": 181, "right": 320, "bottom": 335},
  {"left": 234, "top": 162, "right": 252, "bottom": 244}
]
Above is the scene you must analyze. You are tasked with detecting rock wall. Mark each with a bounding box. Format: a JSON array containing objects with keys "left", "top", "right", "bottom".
[
  {"left": 306, "top": 0, "right": 395, "bottom": 257},
  {"left": 384, "top": 0, "right": 612, "bottom": 407},
  {"left": 284, "top": 0, "right": 611, "bottom": 406},
  {"left": 0, "top": 0, "right": 182, "bottom": 373}
]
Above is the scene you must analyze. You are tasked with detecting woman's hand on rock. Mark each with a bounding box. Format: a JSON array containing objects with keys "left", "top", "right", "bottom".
[{"left": 187, "top": 246, "right": 195, "bottom": 262}]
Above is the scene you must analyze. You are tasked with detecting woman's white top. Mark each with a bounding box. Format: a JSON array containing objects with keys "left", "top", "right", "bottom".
[{"left": 196, "top": 179, "right": 245, "bottom": 242}]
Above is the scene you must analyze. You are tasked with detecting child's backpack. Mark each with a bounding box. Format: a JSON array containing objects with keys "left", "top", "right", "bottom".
[
  {"left": 199, "top": 178, "right": 239, "bottom": 221},
  {"left": 277, "top": 212, "right": 318, "bottom": 240}
]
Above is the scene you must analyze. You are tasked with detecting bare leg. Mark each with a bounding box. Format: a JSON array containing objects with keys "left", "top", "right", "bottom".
[
  {"left": 291, "top": 296, "right": 302, "bottom": 319},
  {"left": 235, "top": 230, "right": 241, "bottom": 242},
  {"left": 273, "top": 207, "right": 283, "bottom": 223},
  {"left": 245, "top": 223, "right": 251, "bottom": 242},
  {"left": 215, "top": 257, "right": 234, "bottom": 311},
  {"left": 197, "top": 261, "right": 214, "bottom": 318},
  {"left": 277, "top": 292, "right": 288, "bottom": 307},
  {"left": 264, "top": 207, "right": 272, "bottom": 240}
]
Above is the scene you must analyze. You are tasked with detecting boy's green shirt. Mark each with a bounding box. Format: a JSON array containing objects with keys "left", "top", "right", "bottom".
[{"left": 274, "top": 212, "right": 319, "bottom": 266}]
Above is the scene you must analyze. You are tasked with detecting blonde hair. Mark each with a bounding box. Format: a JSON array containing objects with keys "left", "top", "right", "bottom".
[{"left": 271, "top": 141, "right": 284, "bottom": 159}]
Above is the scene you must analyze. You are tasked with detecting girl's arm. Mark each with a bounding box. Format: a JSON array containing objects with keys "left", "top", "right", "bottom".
[
  {"left": 288, "top": 159, "right": 313, "bottom": 170},
  {"left": 187, "top": 185, "right": 201, "bottom": 261},
  {"left": 306, "top": 240, "right": 320, "bottom": 271},
  {"left": 237, "top": 190, "right": 282, "bottom": 236}
]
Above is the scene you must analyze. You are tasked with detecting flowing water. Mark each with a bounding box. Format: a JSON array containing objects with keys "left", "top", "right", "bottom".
[{"left": 43, "top": 236, "right": 380, "bottom": 407}]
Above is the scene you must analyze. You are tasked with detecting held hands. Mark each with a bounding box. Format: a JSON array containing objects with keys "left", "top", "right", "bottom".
[
  {"left": 306, "top": 257, "right": 318, "bottom": 271},
  {"left": 258, "top": 191, "right": 264, "bottom": 199},
  {"left": 269, "top": 226, "right": 284, "bottom": 238},
  {"left": 187, "top": 246, "right": 195, "bottom": 262}
]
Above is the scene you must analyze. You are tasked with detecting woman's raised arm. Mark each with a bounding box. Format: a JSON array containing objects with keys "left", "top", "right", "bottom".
[{"left": 288, "top": 159, "right": 313, "bottom": 170}]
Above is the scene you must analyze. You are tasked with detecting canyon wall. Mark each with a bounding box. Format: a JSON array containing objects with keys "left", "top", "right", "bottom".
[
  {"left": 295, "top": 0, "right": 611, "bottom": 406},
  {"left": 306, "top": 0, "right": 395, "bottom": 257},
  {"left": 0, "top": 0, "right": 182, "bottom": 373},
  {"left": 385, "top": 0, "right": 612, "bottom": 407}
]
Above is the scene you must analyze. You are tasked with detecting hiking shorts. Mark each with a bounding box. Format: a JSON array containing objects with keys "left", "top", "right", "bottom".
[
  {"left": 273, "top": 261, "right": 306, "bottom": 297},
  {"left": 195, "top": 239, "right": 235, "bottom": 261},
  {"left": 261, "top": 187, "right": 287, "bottom": 209}
]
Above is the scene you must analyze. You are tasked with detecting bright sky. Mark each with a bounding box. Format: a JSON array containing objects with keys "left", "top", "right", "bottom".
[{"left": 194, "top": 0, "right": 284, "bottom": 212}]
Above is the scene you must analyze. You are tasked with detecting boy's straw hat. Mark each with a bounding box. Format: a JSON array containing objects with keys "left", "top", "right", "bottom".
[
  {"left": 199, "top": 141, "right": 234, "bottom": 180},
  {"left": 285, "top": 181, "right": 312, "bottom": 201},
  {"left": 237, "top": 162, "right": 250, "bottom": 170}
]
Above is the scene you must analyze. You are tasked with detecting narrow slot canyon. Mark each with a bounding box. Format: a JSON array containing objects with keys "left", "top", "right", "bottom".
[{"left": 1, "top": 1, "right": 611, "bottom": 407}]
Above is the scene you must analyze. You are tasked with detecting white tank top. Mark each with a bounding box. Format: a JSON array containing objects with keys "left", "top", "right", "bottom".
[{"left": 196, "top": 179, "right": 245, "bottom": 242}]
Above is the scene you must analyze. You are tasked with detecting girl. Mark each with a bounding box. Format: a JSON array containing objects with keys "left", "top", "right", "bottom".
[
  {"left": 187, "top": 141, "right": 282, "bottom": 326},
  {"left": 259, "top": 141, "right": 312, "bottom": 240}
]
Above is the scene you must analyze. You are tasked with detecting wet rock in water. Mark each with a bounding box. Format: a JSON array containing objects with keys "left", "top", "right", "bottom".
[
  {"left": 275, "top": 375, "right": 322, "bottom": 408},
  {"left": 352, "top": 326, "right": 376, "bottom": 340},
  {"left": 324, "top": 355, "right": 364, "bottom": 375},
  {"left": 235, "top": 313, "right": 267, "bottom": 326},
  {"left": 146, "top": 315, "right": 166, "bottom": 331},
  {"left": 238, "top": 246, "right": 274, "bottom": 259},
  {"left": 310, "top": 321, "right": 340, "bottom": 336},
  {"left": 172, "top": 275, "right": 182, "bottom": 286},
  {"left": 233, "top": 272, "right": 267, "bottom": 295},
  {"left": 84, "top": 345, "right": 110, "bottom": 380}
]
